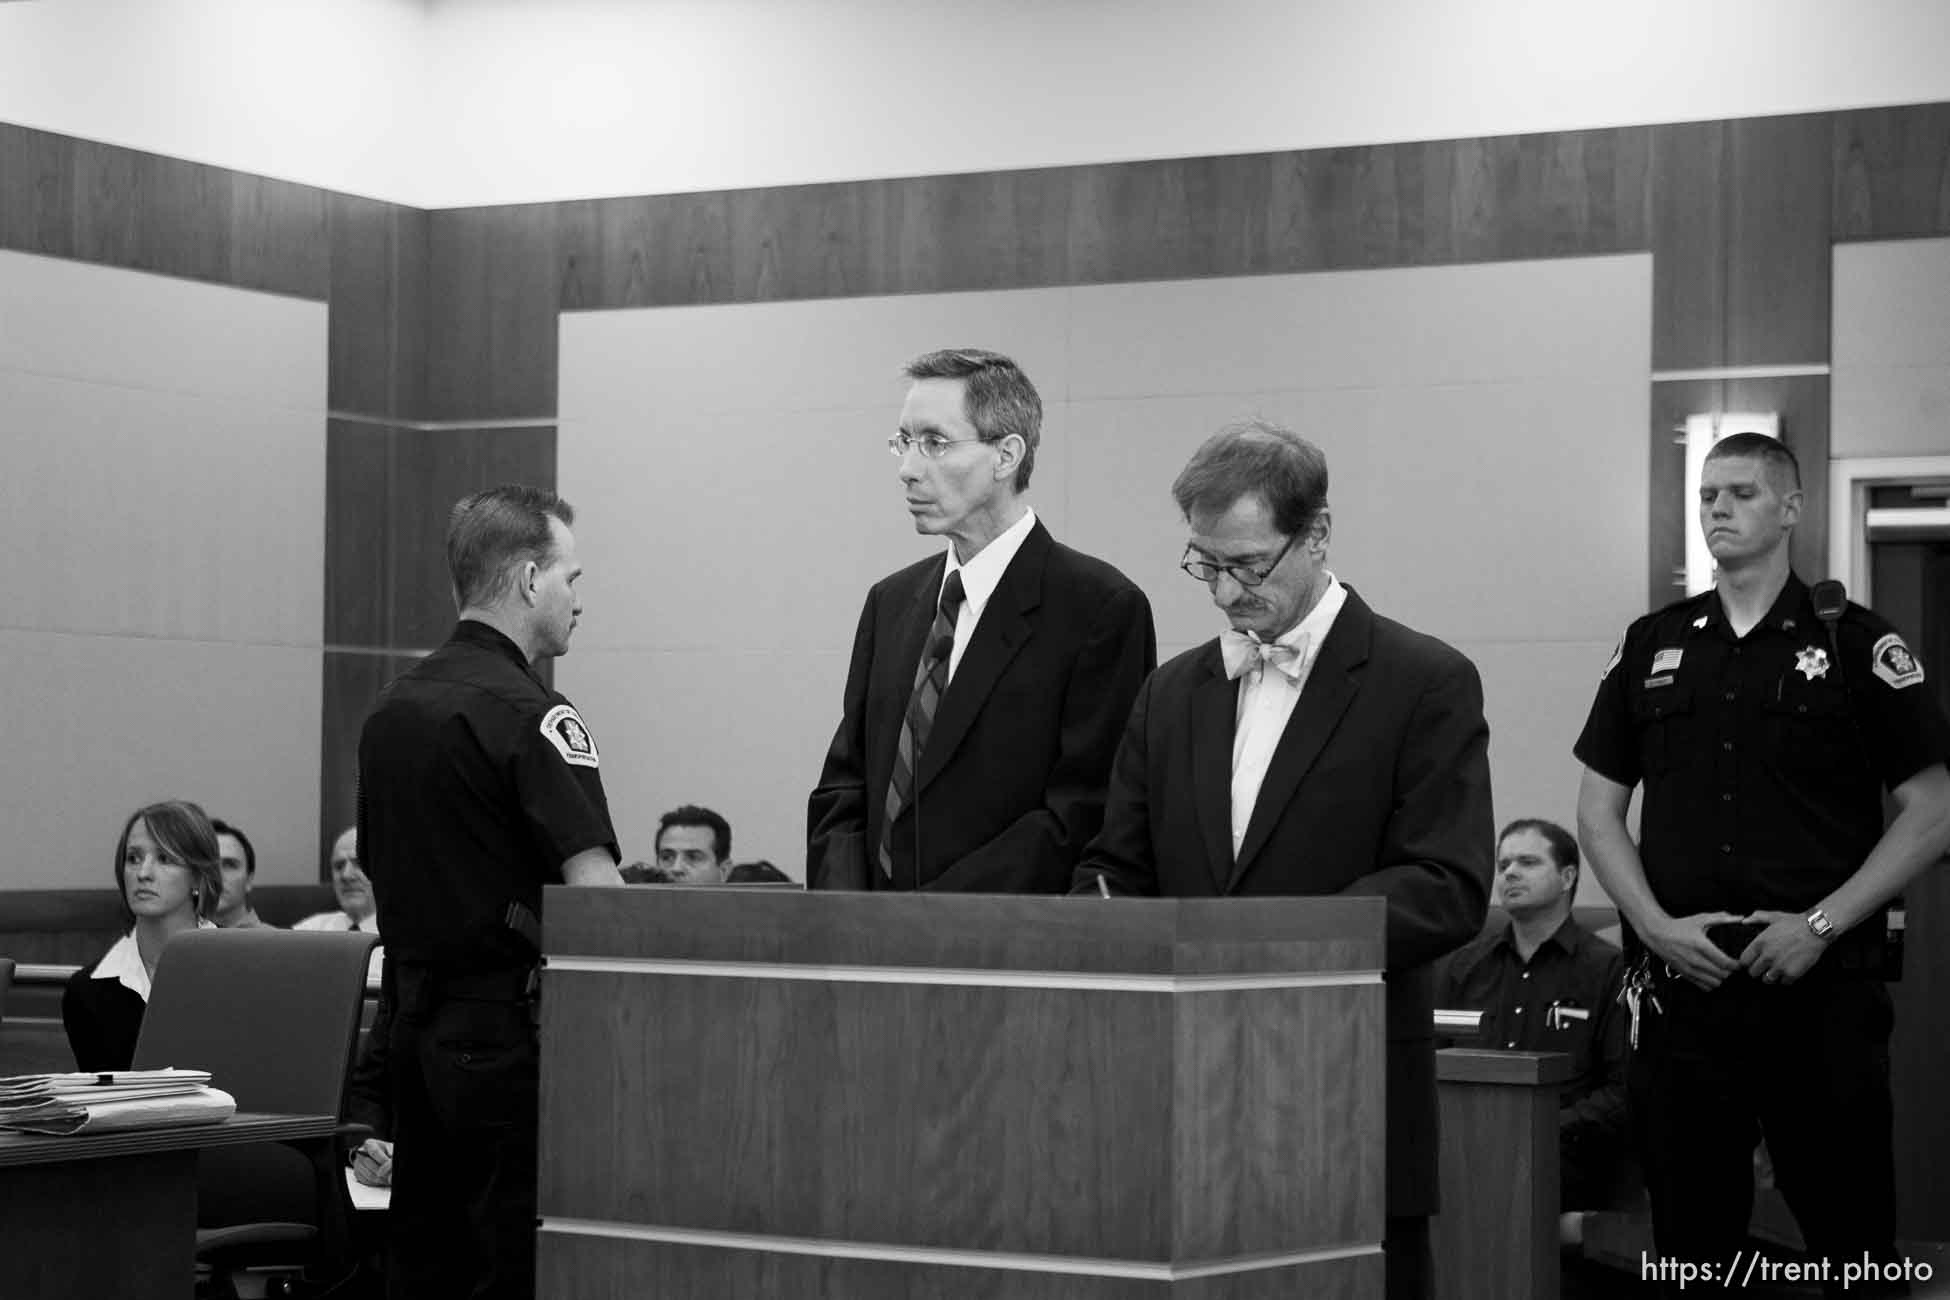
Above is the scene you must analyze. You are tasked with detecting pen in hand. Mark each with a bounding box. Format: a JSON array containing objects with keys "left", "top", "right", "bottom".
[{"left": 1096, "top": 874, "right": 1111, "bottom": 898}]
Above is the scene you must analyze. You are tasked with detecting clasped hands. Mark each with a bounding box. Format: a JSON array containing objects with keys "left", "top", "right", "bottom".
[{"left": 1639, "top": 910, "right": 1830, "bottom": 990}]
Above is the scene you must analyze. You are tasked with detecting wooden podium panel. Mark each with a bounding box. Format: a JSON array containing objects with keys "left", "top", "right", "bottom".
[
  {"left": 539, "top": 890, "right": 1386, "bottom": 1298},
  {"left": 1430, "top": 1050, "right": 1573, "bottom": 1300}
]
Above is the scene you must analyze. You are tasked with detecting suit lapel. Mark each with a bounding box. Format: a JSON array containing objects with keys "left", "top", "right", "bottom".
[
  {"left": 1226, "top": 592, "right": 1374, "bottom": 890},
  {"left": 914, "top": 523, "right": 1048, "bottom": 793},
  {"left": 1187, "top": 646, "right": 1238, "bottom": 893}
]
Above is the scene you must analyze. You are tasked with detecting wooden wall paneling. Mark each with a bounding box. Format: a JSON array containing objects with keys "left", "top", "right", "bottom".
[
  {"left": 571, "top": 188, "right": 739, "bottom": 309},
  {"left": 324, "top": 418, "right": 396, "bottom": 648},
  {"left": 425, "top": 206, "right": 561, "bottom": 420},
  {"left": 387, "top": 425, "right": 557, "bottom": 648},
  {"left": 541, "top": 971, "right": 1178, "bottom": 1259},
  {"left": 69, "top": 139, "right": 232, "bottom": 286},
  {"left": 1067, "top": 154, "right": 1231, "bottom": 287},
  {"left": 319, "top": 650, "right": 425, "bottom": 875},
  {"left": 1723, "top": 113, "right": 1833, "bottom": 367},
  {"left": 225, "top": 170, "right": 330, "bottom": 299},
  {"left": 1490, "top": 127, "right": 1653, "bottom": 260},
  {"left": 721, "top": 179, "right": 880, "bottom": 303},
  {"left": 0, "top": 125, "right": 328, "bottom": 298},
  {"left": 883, "top": 167, "right": 1073, "bottom": 296},
  {"left": 549, "top": 126, "right": 1656, "bottom": 316},
  {"left": 1833, "top": 103, "right": 1950, "bottom": 240},
  {"left": 0, "top": 122, "right": 77, "bottom": 258},
  {"left": 536, "top": 1235, "right": 1379, "bottom": 1299},
  {"left": 1171, "top": 986, "right": 1380, "bottom": 1260},
  {"left": 1651, "top": 120, "right": 1728, "bottom": 372},
  {"left": 329, "top": 194, "right": 429, "bottom": 418},
  {"left": 1430, "top": 1061, "right": 1566, "bottom": 1300}
]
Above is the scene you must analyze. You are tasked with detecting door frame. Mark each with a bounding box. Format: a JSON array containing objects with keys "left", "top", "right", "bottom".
[{"left": 1828, "top": 455, "right": 1950, "bottom": 603}]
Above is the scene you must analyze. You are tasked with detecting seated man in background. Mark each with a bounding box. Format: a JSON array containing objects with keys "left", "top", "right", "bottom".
[
  {"left": 297, "top": 826, "right": 383, "bottom": 985},
  {"left": 296, "top": 826, "right": 379, "bottom": 933},
  {"left": 655, "top": 805, "right": 732, "bottom": 883},
  {"left": 727, "top": 860, "right": 793, "bottom": 884},
  {"left": 1439, "top": 817, "right": 1629, "bottom": 1242},
  {"left": 211, "top": 818, "right": 274, "bottom": 929}
]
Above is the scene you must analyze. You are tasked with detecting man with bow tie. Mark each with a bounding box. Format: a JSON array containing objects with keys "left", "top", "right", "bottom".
[{"left": 1074, "top": 419, "right": 1493, "bottom": 1300}]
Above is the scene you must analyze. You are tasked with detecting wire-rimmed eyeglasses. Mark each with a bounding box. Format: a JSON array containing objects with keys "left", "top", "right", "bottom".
[{"left": 887, "top": 432, "right": 990, "bottom": 459}]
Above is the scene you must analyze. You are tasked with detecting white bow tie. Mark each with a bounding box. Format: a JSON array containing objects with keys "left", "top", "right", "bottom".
[{"left": 1221, "top": 630, "right": 1307, "bottom": 682}]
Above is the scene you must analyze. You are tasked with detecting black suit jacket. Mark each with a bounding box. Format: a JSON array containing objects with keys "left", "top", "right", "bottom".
[
  {"left": 808, "top": 520, "right": 1156, "bottom": 893},
  {"left": 62, "top": 954, "right": 147, "bottom": 1072},
  {"left": 1074, "top": 587, "right": 1493, "bottom": 1216}
]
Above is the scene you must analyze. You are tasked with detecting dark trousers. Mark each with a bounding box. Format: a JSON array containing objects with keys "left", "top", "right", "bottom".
[
  {"left": 1629, "top": 974, "right": 1906, "bottom": 1300},
  {"left": 386, "top": 966, "right": 540, "bottom": 1300}
]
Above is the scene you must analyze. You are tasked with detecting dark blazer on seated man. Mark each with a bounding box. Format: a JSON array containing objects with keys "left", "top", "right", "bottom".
[
  {"left": 1073, "top": 422, "right": 1491, "bottom": 1300},
  {"left": 808, "top": 348, "right": 1155, "bottom": 894}
]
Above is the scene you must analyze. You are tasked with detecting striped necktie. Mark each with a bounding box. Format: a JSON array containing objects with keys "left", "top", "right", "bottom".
[{"left": 879, "top": 569, "right": 967, "bottom": 883}]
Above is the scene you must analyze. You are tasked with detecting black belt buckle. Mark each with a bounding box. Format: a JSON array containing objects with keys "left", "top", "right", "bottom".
[{"left": 1707, "top": 920, "right": 1765, "bottom": 961}]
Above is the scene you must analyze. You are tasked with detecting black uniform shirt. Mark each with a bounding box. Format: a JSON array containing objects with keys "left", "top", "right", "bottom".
[
  {"left": 1441, "top": 916, "right": 1627, "bottom": 1141},
  {"left": 357, "top": 619, "right": 618, "bottom": 972},
  {"left": 1575, "top": 575, "right": 1948, "bottom": 954}
]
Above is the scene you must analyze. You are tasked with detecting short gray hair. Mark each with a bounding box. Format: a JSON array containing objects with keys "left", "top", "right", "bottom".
[{"left": 905, "top": 348, "right": 1042, "bottom": 492}]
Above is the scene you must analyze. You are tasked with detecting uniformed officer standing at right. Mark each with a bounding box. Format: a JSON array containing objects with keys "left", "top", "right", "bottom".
[
  {"left": 358, "top": 485, "right": 625, "bottom": 1300},
  {"left": 1575, "top": 433, "right": 1950, "bottom": 1298}
]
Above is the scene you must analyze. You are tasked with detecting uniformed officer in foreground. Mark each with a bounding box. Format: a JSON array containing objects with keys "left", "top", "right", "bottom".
[
  {"left": 1575, "top": 433, "right": 1950, "bottom": 1298},
  {"left": 358, "top": 484, "right": 624, "bottom": 1300}
]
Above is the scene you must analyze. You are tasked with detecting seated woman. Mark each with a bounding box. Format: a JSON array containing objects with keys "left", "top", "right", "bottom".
[{"left": 62, "top": 799, "right": 223, "bottom": 1071}]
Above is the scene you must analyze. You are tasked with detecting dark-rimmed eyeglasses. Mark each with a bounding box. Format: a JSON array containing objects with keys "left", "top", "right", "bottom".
[
  {"left": 887, "top": 432, "right": 990, "bottom": 459},
  {"left": 1179, "top": 532, "right": 1299, "bottom": 588}
]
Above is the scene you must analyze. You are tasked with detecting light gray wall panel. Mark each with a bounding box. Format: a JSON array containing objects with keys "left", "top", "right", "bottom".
[
  {"left": 0, "top": 248, "right": 326, "bottom": 409},
  {"left": 564, "top": 647, "right": 852, "bottom": 871},
  {"left": 1, "top": 370, "right": 324, "bottom": 644},
  {"left": 1832, "top": 238, "right": 1950, "bottom": 459},
  {"left": 558, "top": 287, "right": 1072, "bottom": 421},
  {"left": 0, "top": 252, "right": 327, "bottom": 891},
  {"left": 0, "top": 630, "right": 322, "bottom": 890}
]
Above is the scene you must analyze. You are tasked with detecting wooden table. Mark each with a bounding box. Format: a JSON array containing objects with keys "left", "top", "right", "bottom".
[{"left": 0, "top": 1111, "right": 338, "bottom": 1300}]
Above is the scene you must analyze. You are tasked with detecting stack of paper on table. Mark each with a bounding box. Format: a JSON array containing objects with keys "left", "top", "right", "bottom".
[{"left": 0, "top": 1068, "right": 236, "bottom": 1136}]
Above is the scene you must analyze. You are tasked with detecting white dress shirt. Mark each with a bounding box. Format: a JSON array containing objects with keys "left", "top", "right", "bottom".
[
  {"left": 91, "top": 921, "right": 218, "bottom": 1001},
  {"left": 940, "top": 506, "right": 1038, "bottom": 683},
  {"left": 1230, "top": 573, "right": 1348, "bottom": 858},
  {"left": 295, "top": 910, "right": 385, "bottom": 984}
]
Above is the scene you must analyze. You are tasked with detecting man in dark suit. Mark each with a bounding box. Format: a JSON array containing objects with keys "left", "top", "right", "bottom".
[
  {"left": 808, "top": 348, "right": 1156, "bottom": 893},
  {"left": 1074, "top": 420, "right": 1493, "bottom": 1300}
]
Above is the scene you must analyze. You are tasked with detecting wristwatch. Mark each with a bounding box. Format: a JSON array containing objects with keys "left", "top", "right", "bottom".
[{"left": 1805, "top": 909, "right": 1835, "bottom": 941}]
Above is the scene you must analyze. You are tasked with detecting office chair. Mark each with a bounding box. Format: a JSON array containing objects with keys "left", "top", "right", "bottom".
[{"left": 134, "top": 929, "right": 378, "bottom": 1298}]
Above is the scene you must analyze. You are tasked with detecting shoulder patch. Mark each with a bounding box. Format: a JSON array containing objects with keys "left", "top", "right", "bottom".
[
  {"left": 540, "top": 704, "right": 600, "bottom": 767},
  {"left": 1871, "top": 633, "right": 1925, "bottom": 690},
  {"left": 1599, "top": 636, "right": 1622, "bottom": 682}
]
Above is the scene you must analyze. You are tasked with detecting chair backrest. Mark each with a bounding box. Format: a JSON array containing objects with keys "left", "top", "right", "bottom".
[
  {"left": 134, "top": 929, "right": 377, "bottom": 1115},
  {"left": 0, "top": 956, "right": 14, "bottom": 1025}
]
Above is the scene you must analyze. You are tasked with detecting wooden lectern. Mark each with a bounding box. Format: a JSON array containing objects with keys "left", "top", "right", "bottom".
[{"left": 537, "top": 889, "right": 1387, "bottom": 1298}]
